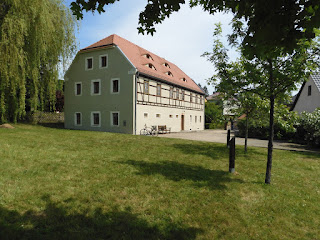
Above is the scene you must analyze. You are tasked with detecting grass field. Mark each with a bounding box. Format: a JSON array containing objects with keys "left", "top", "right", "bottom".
[{"left": 0, "top": 124, "right": 319, "bottom": 239}]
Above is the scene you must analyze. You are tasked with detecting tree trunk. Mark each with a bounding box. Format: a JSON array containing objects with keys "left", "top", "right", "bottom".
[
  {"left": 245, "top": 113, "right": 248, "bottom": 153},
  {"left": 265, "top": 59, "right": 274, "bottom": 184}
]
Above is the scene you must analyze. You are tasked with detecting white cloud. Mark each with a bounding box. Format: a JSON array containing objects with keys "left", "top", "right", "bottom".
[{"left": 71, "top": 0, "right": 238, "bottom": 94}]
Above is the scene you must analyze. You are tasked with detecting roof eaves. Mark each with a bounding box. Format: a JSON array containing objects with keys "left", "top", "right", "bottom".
[
  {"left": 138, "top": 72, "right": 205, "bottom": 95},
  {"left": 290, "top": 81, "right": 306, "bottom": 111}
]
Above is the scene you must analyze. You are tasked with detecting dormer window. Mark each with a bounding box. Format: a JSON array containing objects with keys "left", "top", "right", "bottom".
[
  {"left": 166, "top": 71, "right": 173, "bottom": 77},
  {"left": 143, "top": 54, "right": 153, "bottom": 61},
  {"left": 164, "top": 62, "right": 170, "bottom": 68},
  {"left": 181, "top": 78, "right": 187, "bottom": 82},
  {"left": 146, "top": 63, "right": 156, "bottom": 70}
]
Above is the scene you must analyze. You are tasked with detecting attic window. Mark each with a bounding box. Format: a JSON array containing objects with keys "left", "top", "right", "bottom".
[
  {"left": 146, "top": 63, "right": 156, "bottom": 70},
  {"left": 144, "top": 54, "right": 153, "bottom": 60},
  {"left": 164, "top": 62, "right": 170, "bottom": 68},
  {"left": 181, "top": 78, "right": 187, "bottom": 82},
  {"left": 166, "top": 71, "right": 173, "bottom": 77}
]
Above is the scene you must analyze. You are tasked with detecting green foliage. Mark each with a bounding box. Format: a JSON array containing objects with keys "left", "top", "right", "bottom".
[
  {"left": 296, "top": 108, "right": 320, "bottom": 147},
  {"left": 205, "top": 101, "right": 225, "bottom": 129},
  {"left": 237, "top": 103, "right": 298, "bottom": 140},
  {"left": 71, "top": 0, "right": 320, "bottom": 58},
  {"left": 0, "top": 0, "right": 76, "bottom": 123}
]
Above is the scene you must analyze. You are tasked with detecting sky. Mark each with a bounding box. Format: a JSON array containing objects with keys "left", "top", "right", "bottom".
[{"left": 63, "top": 0, "right": 238, "bottom": 95}]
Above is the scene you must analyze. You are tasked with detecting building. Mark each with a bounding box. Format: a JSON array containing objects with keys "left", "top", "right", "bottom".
[
  {"left": 291, "top": 74, "right": 320, "bottom": 113},
  {"left": 64, "top": 34, "right": 205, "bottom": 134}
]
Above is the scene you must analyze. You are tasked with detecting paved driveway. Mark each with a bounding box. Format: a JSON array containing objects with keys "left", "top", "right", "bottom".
[{"left": 158, "top": 129, "right": 319, "bottom": 153}]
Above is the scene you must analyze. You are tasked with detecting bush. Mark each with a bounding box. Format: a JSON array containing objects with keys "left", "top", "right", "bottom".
[{"left": 295, "top": 109, "right": 320, "bottom": 147}]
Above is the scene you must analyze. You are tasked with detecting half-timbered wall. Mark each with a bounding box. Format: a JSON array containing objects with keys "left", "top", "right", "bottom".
[{"left": 135, "top": 76, "right": 205, "bottom": 134}]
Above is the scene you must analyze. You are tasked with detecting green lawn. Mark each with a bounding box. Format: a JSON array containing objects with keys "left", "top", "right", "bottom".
[{"left": 0, "top": 124, "right": 319, "bottom": 240}]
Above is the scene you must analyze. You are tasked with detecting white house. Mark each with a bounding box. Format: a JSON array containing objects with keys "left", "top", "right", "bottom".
[
  {"left": 291, "top": 74, "right": 320, "bottom": 113},
  {"left": 64, "top": 34, "right": 205, "bottom": 134}
]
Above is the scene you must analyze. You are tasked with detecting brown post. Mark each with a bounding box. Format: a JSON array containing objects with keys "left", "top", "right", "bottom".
[
  {"left": 227, "top": 129, "right": 231, "bottom": 148},
  {"left": 229, "top": 137, "right": 235, "bottom": 173}
]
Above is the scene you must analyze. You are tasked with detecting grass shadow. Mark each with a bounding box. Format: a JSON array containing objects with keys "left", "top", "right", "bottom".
[
  {"left": 0, "top": 196, "right": 201, "bottom": 240},
  {"left": 120, "top": 160, "right": 243, "bottom": 190},
  {"left": 37, "top": 122, "right": 65, "bottom": 129}
]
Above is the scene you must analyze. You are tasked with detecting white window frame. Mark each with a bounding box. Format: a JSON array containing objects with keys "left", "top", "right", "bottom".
[
  {"left": 85, "top": 57, "right": 93, "bottom": 71},
  {"left": 91, "top": 111, "right": 101, "bottom": 127},
  {"left": 111, "top": 78, "right": 120, "bottom": 94},
  {"left": 74, "top": 112, "right": 82, "bottom": 126},
  {"left": 110, "top": 111, "right": 120, "bottom": 127},
  {"left": 99, "top": 54, "right": 108, "bottom": 69},
  {"left": 74, "top": 82, "right": 82, "bottom": 96},
  {"left": 91, "top": 79, "right": 101, "bottom": 96}
]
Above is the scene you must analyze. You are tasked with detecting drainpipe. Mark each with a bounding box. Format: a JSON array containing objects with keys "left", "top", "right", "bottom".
[{"left": 134, "top": 71, "right": 139, "bottom": 135}]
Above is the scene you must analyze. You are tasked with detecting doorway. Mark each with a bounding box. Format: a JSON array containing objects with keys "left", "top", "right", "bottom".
[{"left": 181, "top": 114, "right": 184, "bottom": 130}]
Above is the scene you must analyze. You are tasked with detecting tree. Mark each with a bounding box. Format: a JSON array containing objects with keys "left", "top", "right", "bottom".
[
  {"left": 70, "top": 0, "right": 320, "bottom": 58},
  {"left": 203, "top": 24, "right": 320, "bottom": 184},
  {"left": 205, "top": 101, "right": 224, "bottom": 129},
  {"left": 0, "top": 0, "right": 76, "bottom": 123}
]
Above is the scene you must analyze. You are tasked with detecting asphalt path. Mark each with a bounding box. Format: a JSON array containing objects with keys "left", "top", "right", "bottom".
[{"left": 158, "top": 129, "right": 320, "bottom": 154}]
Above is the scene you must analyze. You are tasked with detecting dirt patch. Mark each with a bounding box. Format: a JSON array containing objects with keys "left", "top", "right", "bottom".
[{"left": 0, "top": 124, "right": 15, "bottom": 129}]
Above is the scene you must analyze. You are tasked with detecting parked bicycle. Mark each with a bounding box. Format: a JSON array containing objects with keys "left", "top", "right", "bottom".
[{"left": 140, "top": 124, "right": 158, "bottom": 136}]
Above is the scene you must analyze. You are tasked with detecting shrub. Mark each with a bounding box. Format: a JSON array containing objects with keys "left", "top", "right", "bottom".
[{"left": 295, "top": 108, "right": 320, "bottom": 147}]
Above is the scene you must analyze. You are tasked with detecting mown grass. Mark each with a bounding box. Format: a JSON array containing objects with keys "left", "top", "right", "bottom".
[{"left": 0, "top": 124, "right": 319, "bottom": 240}]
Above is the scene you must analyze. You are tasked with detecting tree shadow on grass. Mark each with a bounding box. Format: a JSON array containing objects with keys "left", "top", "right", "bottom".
[
  {"left": 0, "top": 196, "right": 201, "bottom": 240},
  {"left": 172, "top": 143, "right": 266, "bottom": 161},
  {"left": 38, "top": 122, "right": 65, "bottom": 129},
  {"left": 120, "top": 160, "right": 243, "bottom": 190}
]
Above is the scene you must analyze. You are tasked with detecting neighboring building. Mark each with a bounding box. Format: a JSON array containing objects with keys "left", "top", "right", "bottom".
[
  {"left": 64, "top": 34, "right": 205, "bottom": 134},
  {"left": 291, "top": 74, "right": 320, "bottom": 113}
]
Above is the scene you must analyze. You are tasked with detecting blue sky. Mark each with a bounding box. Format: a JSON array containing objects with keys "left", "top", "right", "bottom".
[{"left": 63, "top": 0, "right": 237, "bottom": 94}]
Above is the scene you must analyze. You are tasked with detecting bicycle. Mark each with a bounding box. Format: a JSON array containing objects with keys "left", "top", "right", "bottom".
[{"left": 140, "top": 124, "right": 158, "bottom": 136}]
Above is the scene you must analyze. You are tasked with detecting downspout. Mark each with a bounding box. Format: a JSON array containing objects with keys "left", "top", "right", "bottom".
[{"left": 134, "top": 71, "right": 139, "bottom": 135}]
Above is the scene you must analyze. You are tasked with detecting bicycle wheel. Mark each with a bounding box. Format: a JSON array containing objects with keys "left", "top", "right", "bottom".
[{"left": 140, "top": 129, "right": 148, "bottom": 135}]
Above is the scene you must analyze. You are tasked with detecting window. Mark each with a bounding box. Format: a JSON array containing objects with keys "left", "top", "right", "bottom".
[
  {"left": 195, "top": 95, "right": 198, "bottom": 104},
  {"left": 181, "top": 78, "right": 187, "bottom": 82},
  {"left": 169, "top": 87, "right": 173, "bottom": 99},
  {"left": 74, "top": 112, "right": 82, "bottom": 126},
  {"left": 144, "top": 80, "right": 149, "bottom": 94},
  {"left": 164, "top": 62, "right": 170, "bottom": 68},
  {"left": 166, "top": 71, "right": 173, "bottom": 77},
  {"left": 144, "top": 113, "right": 148, "bottom": 118},
  {"left": 181, "top": 90, "right": 185, "bottom": 100},
  {"left": 144, "top": 54, "right": 153, "bottom": 60},
  {"left": 91, "top": 111, "right": 101, "bottom": 127},
  {"left": 111, "top": 78, "right": 120, "bottom": 93},
  {"left": 111, "top": 112, "right": 119, "bottom": 126},
  {"left": 200, "top": 116, "right": 202, "bottom": 123},
  {"left": 156, "top": 114, "right": 161, "bottom": 118},
  {"left": 86, "top": 57, "right": 93, "bottom": 70},
  {"left": 190, "top": 93, "right": 193, "bottom": 103},
  {"left": 190, "top": 115, "right": 192, "bottom": 123},
  {"left": 200, "top": 96, "right": 203, "bottom": 104},
  {"left": 176, "top": 115, "right": 179, "bottom": 118},
  {"left": 100, "top": 55, "right": 108, "bottom": 68},
  {"left": 147, "top": 63, "right": 156, "bottom": 70},
  {"left": 308, "top": 85, "right": 312, "bottom": 96},
  {"left": 75, "top": 82, "right": 82, "bottom": 96},
  {"left": 195, "top": 116, "right": 197, "bottom": 123},
  {"left": 169, "top": 114, "right": 173, "bottom": 118},
  {"left": 91, "top": 80, "right": 101, "bottom": 95},
  {"left": 156, "top": 83, "right": 161, "bottom": 96},
  {"left": 176, "top": 89, "right": 180, "bottom": 99}
]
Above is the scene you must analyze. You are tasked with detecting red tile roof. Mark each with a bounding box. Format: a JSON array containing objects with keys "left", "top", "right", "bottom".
[{"left": 80, "top": 34, "right": 204, "bottom": 94}]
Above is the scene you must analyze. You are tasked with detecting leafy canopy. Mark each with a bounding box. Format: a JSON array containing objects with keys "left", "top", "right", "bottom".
[
  {"left": 70, "top": 0, "right": 320, "bottom": 57},
  {"left": 0, "top": 0, "right": 77, "bottom": 123}
]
